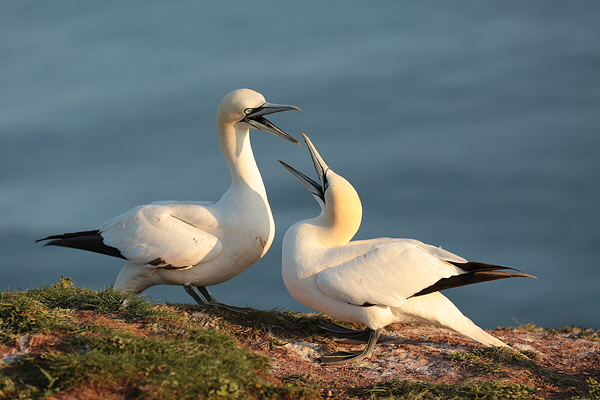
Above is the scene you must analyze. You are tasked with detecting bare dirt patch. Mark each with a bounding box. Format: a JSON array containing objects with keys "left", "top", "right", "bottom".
[{"left": 246, "top": 324, "right": 600, "bottom": 399}]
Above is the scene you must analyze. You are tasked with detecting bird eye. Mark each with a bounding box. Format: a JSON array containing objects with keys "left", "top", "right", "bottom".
[{"left": 244, "top": 108, "right": 253, "bottom": 115}]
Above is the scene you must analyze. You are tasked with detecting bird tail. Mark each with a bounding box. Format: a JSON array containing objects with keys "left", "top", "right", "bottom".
[
  {"left": 37, "top": 230, "right": 125, "bottom": 260},
  {"left": 412, "top": 261, "right": 536, "bottom": 297},
  {"left": 398, "top": 291, "right": 509, "bottom": 347}
]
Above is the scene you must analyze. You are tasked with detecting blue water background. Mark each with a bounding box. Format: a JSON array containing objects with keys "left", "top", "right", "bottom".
[{"left": 2, "top": 1, "right": 599, "bottom": 329}]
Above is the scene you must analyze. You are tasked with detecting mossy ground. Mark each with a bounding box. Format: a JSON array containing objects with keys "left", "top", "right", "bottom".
[
  {"left": 1, "top": 278, "right": 599, "bottom": 399},
  {"left": 0, "top": 277, "right": 319, "bottom": 399}
]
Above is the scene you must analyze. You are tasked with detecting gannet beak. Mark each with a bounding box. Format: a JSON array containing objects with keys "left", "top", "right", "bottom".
[
  {"left": 243, "top": 102, "right": 301, "bottom": 144},
  {"left": 300, "top": 132, "right": 329, "bottom": 192},
  {"left": 277, "top": 132, "right": 329, "bottom": 205}
]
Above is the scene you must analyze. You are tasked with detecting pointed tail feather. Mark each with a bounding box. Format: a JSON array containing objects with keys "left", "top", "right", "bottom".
[
  {"left": 411, "top": 261, "right": 536, "bottom": 298},
  {"left": 37, "top": 230, "right": 125, "bottom": 260}
]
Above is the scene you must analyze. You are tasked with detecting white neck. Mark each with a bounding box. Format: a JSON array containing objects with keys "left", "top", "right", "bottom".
[{"left": 218, "top": 123, "right": 267, "bottom": 197}]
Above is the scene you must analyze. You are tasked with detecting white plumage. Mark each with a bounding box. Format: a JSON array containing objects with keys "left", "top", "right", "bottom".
[
  {"left": 99, "top": 202, "right": 222, "bottom": 270},
  {"left": 316, "top": 240, "right": 467, "bottom": 308},
  {"left": 279, "top": 133, "right": 534, "bottom": 364},
  {"left": 38, "top": 89, "right": 300, "bottom": 310}
]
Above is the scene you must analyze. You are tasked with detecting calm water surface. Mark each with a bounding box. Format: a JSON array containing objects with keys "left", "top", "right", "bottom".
[{"left": 2, "top": 1, "right": 599, "bottom": 329}]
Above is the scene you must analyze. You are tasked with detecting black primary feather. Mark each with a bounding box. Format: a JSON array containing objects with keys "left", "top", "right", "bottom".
[
  {"left": 36, "top": 230, "right": 125, "bottom": 260},
  {"left": 410, "top": 261, "right": 536, "bottom": 298}
]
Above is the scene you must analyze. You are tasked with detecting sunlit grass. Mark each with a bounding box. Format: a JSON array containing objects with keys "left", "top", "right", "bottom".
[
  {"left": 359, "top": 379, "right": 536, "bottom": 400},
  {"left": 2, "top": 277, "right": 599, "bottom": 399},
  {"left": 0, "top": 277, "right": 319, "bottom": 399}
]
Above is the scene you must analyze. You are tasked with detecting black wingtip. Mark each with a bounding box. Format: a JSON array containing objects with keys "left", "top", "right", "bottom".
[
  {"left": 36, "top": 230, "right": 126, "bottom": 260},
  {"left": 36, "top": 230, "right": 103, "bottom": 243},
  {"left": 411, "top": 261, "right": 536, "bottom": 298},
  {"left": 449, "top": 260, "right": 534, "bottom": 277}
]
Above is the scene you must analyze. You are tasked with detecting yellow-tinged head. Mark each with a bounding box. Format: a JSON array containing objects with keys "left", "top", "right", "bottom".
[{"left": 278, "top": 133, "right": 362, "bottom": 246}]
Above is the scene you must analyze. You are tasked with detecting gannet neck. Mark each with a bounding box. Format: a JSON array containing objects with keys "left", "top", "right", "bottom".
[
  {"left": 316, "top": 171, "right": 362, "bottom": 246},
  {"left": 217, "top": 122, "right": 266, "bottom": 193}
]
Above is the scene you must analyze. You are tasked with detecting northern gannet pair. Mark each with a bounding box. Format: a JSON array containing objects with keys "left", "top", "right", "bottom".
[
  {"left": 279, "top": 133, "right": 535, "bottom": 364},
  {"left": 38, "top": 89, "right": 300, "bottom": 311},
  {"left": 38, "top": 89, "right": 534, "bottom": 364}
]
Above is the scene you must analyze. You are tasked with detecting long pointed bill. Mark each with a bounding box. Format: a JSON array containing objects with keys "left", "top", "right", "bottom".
[
  {"left": 277, "top": 132, "right": 330, "bottom": 205},
  {"left": 300, "top": 132, "right": 329, "bottom": 192},
  {"left": 243, "top": 102, "right": 301, "bottom": 144},
  {"left": 278, "top": 160, "right": 325, "bottom": 203}
]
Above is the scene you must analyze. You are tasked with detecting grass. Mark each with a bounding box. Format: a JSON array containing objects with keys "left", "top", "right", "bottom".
[
  {"left": 359, "top": 353, "right": 600, "bottom": 400},
  {"left": 445, "top": 346, "right": 600, "bottom": 399},
  {"left": 356, "top": 348, "right": 539, "bottom": 400},
  {"left": 587, "top": 378, "right": 600, "bottom": 400},
  {"left": 0, "top": 277, "right": 319, "bottom": 399},
  {"left": 446, "top": 347, "right": 536, "bottom": 376},
  {"left": 0, "top": 276, "right": 159, "bottom": 342},
  {"left": 498, "top": 323, "right": 600, "bottom": 342},
  {"left": 178, "top": 304, "right": 340, "bottom": 352},
  {"left": 358, "top": 379, "right": 536, "bottom": 400},
  {"left": 20, "top": 327, "right": 269, "bottom": 398}
]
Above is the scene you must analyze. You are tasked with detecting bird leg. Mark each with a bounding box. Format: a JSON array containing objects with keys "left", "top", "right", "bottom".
[
  {"left": 183, "top": 284, "right": 254, "bottom": 314},
  {"left": 197, "top": 286, "right": 218, "bottom": 303},
  {"left": 321, "top": 322, "right": 372, "bottom": 344},
  {"left": 319, "top": 328, "right": 381, "bottom": 365}
]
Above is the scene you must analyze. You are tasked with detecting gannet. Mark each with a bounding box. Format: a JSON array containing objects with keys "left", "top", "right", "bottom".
[
  {"left": 38, "top": 88, "right": 300, "bottom": 311},
  {"left": 278, "top": 133, "right": 535, "bottom": 364}
]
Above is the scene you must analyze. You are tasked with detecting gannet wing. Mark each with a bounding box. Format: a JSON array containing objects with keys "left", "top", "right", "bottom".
[
  {"left": 316, "top": 241, "right": 464, "bottom": 308},
  {"left": 100, "top": 202, "right": 222, "bottom": 269},
  {"left": 351, "top": 237, "right": 468, "bottom": 264}
]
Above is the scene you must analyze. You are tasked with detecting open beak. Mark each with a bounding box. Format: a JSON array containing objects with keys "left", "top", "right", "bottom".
[
  {"left": 242, "top": 102, "right": 301, "bottom": 144},
  {"left": 278, "top": 132, "right": 329, "bottom": 204}
]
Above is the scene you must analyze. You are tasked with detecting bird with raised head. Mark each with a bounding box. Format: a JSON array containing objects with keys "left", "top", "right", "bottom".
[{"left": 278, "top": 133, "right": 535, "bottom": 364}]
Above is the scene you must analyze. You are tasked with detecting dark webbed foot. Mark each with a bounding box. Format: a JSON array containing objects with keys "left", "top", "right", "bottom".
[
  {"left": 319, "top": 328, "right": 381, "bottom": 365},
  {"left": 321, "top": 322, "right": 372, "bottom": 344}
]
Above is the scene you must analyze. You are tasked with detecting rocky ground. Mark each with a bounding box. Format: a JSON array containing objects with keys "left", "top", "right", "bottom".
[
  {"left": 2, "top": 303, "right": 599, "bottom": 399},
  {"left": 243, "top": 319, "right": 600, "bottom": 399}
]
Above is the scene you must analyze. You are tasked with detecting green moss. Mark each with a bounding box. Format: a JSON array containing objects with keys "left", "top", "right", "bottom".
[
  {"left": 27, "top": 276, "right": 159, "bottom": 320},
  {"left": 359, "top": 379, "right": 535, "bottom": 400},
  {"left": 560, "top": 327, "right": 600, "bottom": 342},
  {"left": 27, "top": 328, "right": 266, "bottom": 398},
  {"left": 0, "top": 292, "right": 75, "bottom": 343},
  {"left": 3, "top": 277, "right": 597, "bottom": 399},
  {"left": 187, "top": 306, "right": 335, "bottom": 340},
  {"left": 499, "top": 323, "right": 600, "bottom": 343},
  {"left": 587, "top": 378, "right": 600, "bottom": 400},
  {"left": 447, "top": 346, "right": 532, "bottom": 376},
  {"left": 0, "top": 278, "right": 319, "bottom": 399},
  {"left": 447, "top": 351, "right": 504, "bottom": 375},
  {"left": 447, "top": 346, "right": 584, "bottom": 396},
  {"left": 180, "top": 305, "right": 342, "bottom": 356}
]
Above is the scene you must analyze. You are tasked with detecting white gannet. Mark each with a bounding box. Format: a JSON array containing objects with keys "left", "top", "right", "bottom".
[
  {"left": 38, "top": 88, "right": 300, "bottom": 311},
  {"left": 278, "top": 133, "right": 535, "bottom": 364}
]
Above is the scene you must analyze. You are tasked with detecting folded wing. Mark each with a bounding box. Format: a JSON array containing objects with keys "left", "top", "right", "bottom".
[
  {"left": 316, "top": 241, "right": 465, "bottom": 308},
  {"left": 100, "top": 202, "right": 222, "bottom": 269},
  {"left": 316, "top": 239, "right": 533, "bottom": 308}
]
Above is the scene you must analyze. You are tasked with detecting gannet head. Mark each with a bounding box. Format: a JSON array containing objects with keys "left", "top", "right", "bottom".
[
  {"left": 217, "top": 88, "right": 300, "bottom": 144},
  {"left": 279, "top": 133, "right": 362, "bottom": 244}
]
